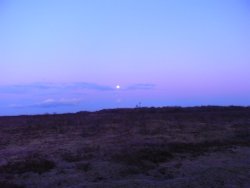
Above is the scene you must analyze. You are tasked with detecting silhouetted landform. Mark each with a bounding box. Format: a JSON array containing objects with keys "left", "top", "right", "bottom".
[{"left": 0, "top": 106, "right": 250, "bottom": 187}]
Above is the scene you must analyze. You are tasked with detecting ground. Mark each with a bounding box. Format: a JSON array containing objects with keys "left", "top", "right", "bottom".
[{"left": 0, "top": 106, "right": 250, "bottom": 188}]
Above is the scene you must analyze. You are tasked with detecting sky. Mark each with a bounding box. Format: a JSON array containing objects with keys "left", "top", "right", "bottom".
[{"left": 0, "top": 0, "right": 250, "bottom": 115}]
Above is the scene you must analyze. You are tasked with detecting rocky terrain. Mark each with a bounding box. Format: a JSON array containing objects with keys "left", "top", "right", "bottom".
[{"left": 0, "top": 106, "right": 250, "bottom": 188}]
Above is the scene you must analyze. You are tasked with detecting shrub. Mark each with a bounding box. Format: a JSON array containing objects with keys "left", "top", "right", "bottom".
[
  {"left": 112, "top": 145, "right": 173, "bottom": 170},
  {"left": 61, "top": 149, "right": 94, "bottom": 162},
  {"left": 0, "top": 181, "right": 25, "bottom": 188},
  {"left": 76, "top": 162, "right": 91, "bottom": 172},
  {"left": 0, "top": 155, "right": 55, "bottom": 174}
]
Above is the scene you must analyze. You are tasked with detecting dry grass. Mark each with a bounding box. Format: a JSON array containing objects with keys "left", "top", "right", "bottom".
[
  {"left": 0, "top": 154, "right": 55, "bottom": 174},
  {"left": 0, "top": 106, "right": 250, "bottom": 187}
]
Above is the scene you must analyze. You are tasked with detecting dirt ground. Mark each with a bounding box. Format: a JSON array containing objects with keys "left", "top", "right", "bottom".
[{"left": 0, "top": 106, "right": 250, "bottom": 188}]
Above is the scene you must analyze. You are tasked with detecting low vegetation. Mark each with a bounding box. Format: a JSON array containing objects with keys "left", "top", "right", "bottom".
[
  {"left": 0, "top": 106, "right": 249, "bottom": 187},
  {"left": 0, "top": 154, "right": 55, "bottom": 174}
]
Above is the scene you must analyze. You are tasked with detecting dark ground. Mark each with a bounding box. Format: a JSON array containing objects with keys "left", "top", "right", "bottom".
[{"left": 0, "top": 106, "right": 250, "bottom": 188}]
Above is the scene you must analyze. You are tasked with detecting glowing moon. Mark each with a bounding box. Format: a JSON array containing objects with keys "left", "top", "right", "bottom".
[{"left": 116, "top": 85, "right": 120, "bottom": 89}]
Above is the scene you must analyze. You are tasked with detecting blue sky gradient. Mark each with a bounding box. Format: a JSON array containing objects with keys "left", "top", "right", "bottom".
[{"left": 0, "top": 0, "right": 250, "bottom": 115}]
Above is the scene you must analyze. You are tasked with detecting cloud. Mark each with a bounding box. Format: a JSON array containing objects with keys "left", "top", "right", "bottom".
[
  {"left": 126, "top": 83, "right": 156, "bottom": 90},
  {"left": 10, "top": 98, "right": 82, "bottom": 108},
  {"left": 0, "top": 82, "right": 114, "bottom": 94},
  {"left": 67, "top": 82, "right": 114, "bottom": 91},
  {"left": 34, "top": 98, "right": 81, "bottom": 108},
  {"left": 0, "top": 82, "right": 156, "bottom": 94}
]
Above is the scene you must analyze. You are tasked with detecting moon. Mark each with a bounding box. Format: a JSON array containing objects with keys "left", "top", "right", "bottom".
[{"left": 116, "top": 85, "right": 120, "bottom": 89}]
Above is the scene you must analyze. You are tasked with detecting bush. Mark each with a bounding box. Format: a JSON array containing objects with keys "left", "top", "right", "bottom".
[
  {"left": 0, "top": 181, "right": 25, "bottom": 188},
  {"left": 0, "top": 155, "right": 55, "bottom": 174},
  {"left": 61, "top": 149, "right": 94, "bottom": 162},
  {"left": 112, "top": 145, "right": 173, "bottom": 168},
  {"left": 76, "top": 162, "right": 91, "bottom": 172}
]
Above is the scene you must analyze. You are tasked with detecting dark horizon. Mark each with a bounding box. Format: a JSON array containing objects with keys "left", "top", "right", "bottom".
[{"left": 1, "top": 105, "right": 250, "bottom": 117}]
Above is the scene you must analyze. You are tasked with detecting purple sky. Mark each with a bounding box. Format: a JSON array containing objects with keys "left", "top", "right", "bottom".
[{"left": 1, "top": 0, "right": 250, "bottom": 115}]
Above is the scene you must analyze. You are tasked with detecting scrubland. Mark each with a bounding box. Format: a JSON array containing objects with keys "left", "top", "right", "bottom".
[{"left": 0, "top": 106, "right": 250, "bottom": 187}]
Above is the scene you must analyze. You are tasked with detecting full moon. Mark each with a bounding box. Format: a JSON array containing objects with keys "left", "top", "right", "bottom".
[{"left": 116, "top": 85, "right": 120, "bottom": 89}]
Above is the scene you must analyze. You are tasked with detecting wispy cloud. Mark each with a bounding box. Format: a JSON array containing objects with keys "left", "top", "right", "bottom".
[
  {"left": 0, "top": 82, "right": 114, "bottom": 94},
  {"left": 0, "top": 82, "right": 156, "bottom": 94},
  {"left": 10, "top": 98, "right": 82, "bottom": 108},
  {"left": 126, "top": 83, "right": 156, "bottom": 90},
  {"left": 67, "top": 82, "right": 114, "bottom": 91},
  {"left": 3, "top": 82, "right": 156, "bottom": 111},
  {"left": 36, "top": 98, "right": 82, "bottom": 108}
]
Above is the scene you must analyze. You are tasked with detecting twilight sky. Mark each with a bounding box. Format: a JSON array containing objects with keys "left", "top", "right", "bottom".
[{"left": 1, "top": 0, "right": 250, "bottom": 115}]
